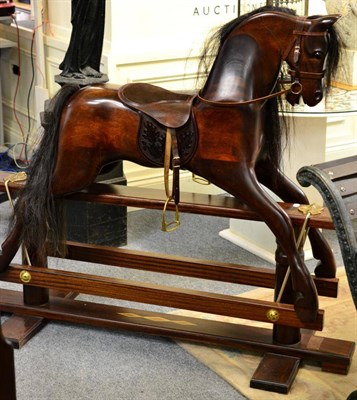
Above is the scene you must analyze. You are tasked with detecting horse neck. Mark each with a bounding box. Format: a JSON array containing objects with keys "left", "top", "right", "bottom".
[{"left": 201, "top": 14, "right": 297, "bottom": 103}]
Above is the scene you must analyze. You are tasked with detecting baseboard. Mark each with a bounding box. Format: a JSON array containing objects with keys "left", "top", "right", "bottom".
[{"left": 219, "top": 228, "right": 313, "bottom": 265}]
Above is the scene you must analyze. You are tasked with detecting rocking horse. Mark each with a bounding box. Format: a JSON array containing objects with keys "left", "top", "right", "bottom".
[
  {"left": 1, "top": 5, "right": 354, "bottom": 394},
  {"left": 0, "top": 7, "right": 339, "bottom": 321},
  {"left": 0, "top": 6, "right": 342, "bottom": 321}
]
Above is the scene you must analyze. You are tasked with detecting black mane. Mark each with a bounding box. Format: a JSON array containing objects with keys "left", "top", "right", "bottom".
[
  {"left": 198, "top": 6, "right": 296, "bottom": 77},
  {"left": 198, "top": 5, "right": 340, "bottom": 84}
]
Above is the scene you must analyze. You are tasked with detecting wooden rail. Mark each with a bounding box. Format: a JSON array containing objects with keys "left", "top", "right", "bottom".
[{"left": 0, "top": 171, "right": 335, "bottom": 229}]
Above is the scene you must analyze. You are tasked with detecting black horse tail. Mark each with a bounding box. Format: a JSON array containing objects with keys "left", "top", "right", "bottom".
[{"left": 13, "top": 84, "right": 80, "bottom": 261}]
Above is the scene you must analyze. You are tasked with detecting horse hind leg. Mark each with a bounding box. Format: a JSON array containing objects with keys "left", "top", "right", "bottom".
[
  {"left": 51, "top": 144, "right": 104, "bottom": 196},
  {"left": 208, "top": 161, "right": 319, "bottom": 322},
  {"left": 0, "top": 147, "right": 103, "bottom": 272},
  {"left": 255, "top": 161, "right": 336, "bottom": 278}
]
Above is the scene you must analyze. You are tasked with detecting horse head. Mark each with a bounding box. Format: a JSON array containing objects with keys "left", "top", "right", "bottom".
[{"left": 285, "top": 14, "right": 340, "bottom": 107}]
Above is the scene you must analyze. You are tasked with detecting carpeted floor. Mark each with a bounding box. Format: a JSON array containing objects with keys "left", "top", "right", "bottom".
[{"left": 0, "top": 201, "right": 355, "bottom": 399}]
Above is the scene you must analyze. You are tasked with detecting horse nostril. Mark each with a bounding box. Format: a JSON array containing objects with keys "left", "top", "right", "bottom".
[{"left": 315, "top": 91, "right": 323, "bottom": 102}]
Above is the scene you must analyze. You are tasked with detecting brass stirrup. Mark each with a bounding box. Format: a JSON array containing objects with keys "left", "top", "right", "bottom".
[
  {"left": 162, "top": 128, "right": 180, "bottom": 232},
  {"left": 162, "top": 197, "right": 180, "bottom": 232},
  {"left": 192, "top": 174, "right": 210, "bottom": 185}
]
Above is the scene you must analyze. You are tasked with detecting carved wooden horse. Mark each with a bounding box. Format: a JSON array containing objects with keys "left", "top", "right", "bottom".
[{"left": 0, "top": 7, "right": 341, "bottom": 323}]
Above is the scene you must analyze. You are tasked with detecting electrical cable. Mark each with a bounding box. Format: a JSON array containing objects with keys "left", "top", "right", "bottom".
[
  {"left": 25, "top": 25, "right": 36, "bottom": 161},
  {"left": 7, "top": 13, "right": 48, "bottom": 168},
  {"left": 24, "top": 17, "right": 48, "bottom": 163},
  {"left": 10, "top": 14, "right": 27, "bottom": 164}
]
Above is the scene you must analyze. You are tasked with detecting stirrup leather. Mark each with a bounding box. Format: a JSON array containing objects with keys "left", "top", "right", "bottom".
[{"left": 161, "top": 128, "right": 181, "bottom": 232}]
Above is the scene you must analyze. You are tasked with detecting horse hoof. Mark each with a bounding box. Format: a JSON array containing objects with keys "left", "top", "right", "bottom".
[
  {"left": 314, "top": 260, "right": 336, "bottom": 279},
  {"left": 294, "top": 291, "right": 318, "bottom": 323}
]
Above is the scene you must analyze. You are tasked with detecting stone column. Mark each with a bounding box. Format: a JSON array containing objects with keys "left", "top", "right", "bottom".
[{"left": 326, "top": 0, "right": 357, "bottom": 89}]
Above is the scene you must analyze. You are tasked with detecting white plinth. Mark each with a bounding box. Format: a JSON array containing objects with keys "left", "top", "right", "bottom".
[{"left": 220, "top": 221, "right": 313, "bottom": 264}]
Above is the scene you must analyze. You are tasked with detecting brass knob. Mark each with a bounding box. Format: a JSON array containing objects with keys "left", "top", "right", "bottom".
[
  {"left": 20, "top": 270, "right": 31, "bottom": 284},
  {"left": 266, "top": 309, "right": 280, "bottom": 322}
]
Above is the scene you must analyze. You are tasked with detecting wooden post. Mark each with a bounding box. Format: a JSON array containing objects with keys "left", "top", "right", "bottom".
[
  {"left": 22, "top": 246, "right": 49, "bottom": 306},
  {"left": 273, "top": 242, "right": 302, "bottom": 345}
]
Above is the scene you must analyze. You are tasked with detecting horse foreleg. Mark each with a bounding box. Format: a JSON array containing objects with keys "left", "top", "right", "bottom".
[
  {"left": 255, "top": 161, "right": 336, "bottom": 278},
  {"left": 209, "top": 161, "right": 318, "bottom": 322}
]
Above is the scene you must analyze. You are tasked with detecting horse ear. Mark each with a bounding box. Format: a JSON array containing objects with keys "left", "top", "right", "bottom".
[
  {"left": 309, "top": 14, "right": 340, "bottom": 28},
  {"left": 319, "top": 14, "right": 341, "bottom": 27}
]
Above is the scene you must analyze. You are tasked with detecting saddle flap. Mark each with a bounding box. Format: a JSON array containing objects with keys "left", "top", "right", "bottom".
[{"left": 118, "top": 83, "right": 196, "bottom": 128}]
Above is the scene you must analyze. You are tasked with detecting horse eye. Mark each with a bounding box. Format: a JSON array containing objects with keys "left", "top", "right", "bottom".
[{"left": 314, "top": 51, "right": 323, "bottom": 60}]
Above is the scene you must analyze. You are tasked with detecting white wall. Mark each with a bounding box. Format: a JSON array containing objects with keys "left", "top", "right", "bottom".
[{"left": 308, "top": 0, "right": 327, "bottom": 15}]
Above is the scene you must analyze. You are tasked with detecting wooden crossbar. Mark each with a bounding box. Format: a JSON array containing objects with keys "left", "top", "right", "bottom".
[
  {"left": 1, "top": 264, "right": 324, "bottom": 330},
  {"left": 0, "top": 171, "right": 334, "bottom": 229},
  {"left": 65, "top": 242, "right": 338, "bottom": 298}
]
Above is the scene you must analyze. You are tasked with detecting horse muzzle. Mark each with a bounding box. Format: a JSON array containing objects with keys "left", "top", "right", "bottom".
[
  {"left": 303, "top": 89, "right": 324, "bottom": 107},
  {"left": 286, "top": 91, "right": 301, "bottom": 106}
]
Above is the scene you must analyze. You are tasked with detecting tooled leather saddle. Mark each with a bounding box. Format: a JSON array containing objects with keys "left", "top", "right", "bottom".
[
  {"left": 118, "top": 83, "right": 199, "bottom": 231},
  {"left": 118, "top": 83, "right": 198, "bottom": 168}
]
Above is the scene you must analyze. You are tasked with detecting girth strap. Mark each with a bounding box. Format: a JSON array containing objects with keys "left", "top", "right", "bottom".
[{"left": 164, "top": 128, "right": 180, "bottom": 204}]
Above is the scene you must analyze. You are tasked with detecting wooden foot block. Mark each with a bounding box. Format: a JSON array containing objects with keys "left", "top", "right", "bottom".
[
  {"left": 1, "top": 290, "right": 76, "bottom": 348},
  {"left": 250, "top": 353, "right": 301, "bottom": 394},
  {"left": 1, "top": 315, "right": 45, "bottom": 349}
]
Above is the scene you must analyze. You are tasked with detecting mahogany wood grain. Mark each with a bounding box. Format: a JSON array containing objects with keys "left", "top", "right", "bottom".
[
  {"left": 250, "top": 353, "right": 301, "bottom": 393},
  {"left": 65, "top": 242, "right": 339, "bottom": 298},
  {"left": 0, "top": 291, "right": 76, "bottom": 348},
  {"left": 1, "top": 288, "right": 354, "bottom": 375},
  {"left": 0, "top": 172, "right": 335, "bottom": 229},
  {"left": 0, "top": 315, "right": 44, "bottom": 349},
  {"left": 1, "top": 264, "right": 324, "bottom": 330}
]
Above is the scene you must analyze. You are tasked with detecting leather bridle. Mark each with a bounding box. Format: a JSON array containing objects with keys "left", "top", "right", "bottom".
[{"left": 283, "top": 20, "right": 327, "bottom": 93}]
